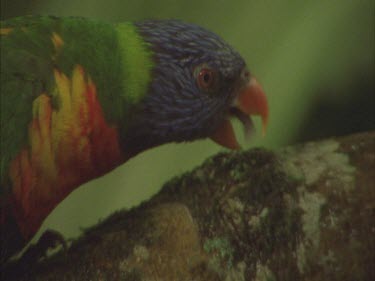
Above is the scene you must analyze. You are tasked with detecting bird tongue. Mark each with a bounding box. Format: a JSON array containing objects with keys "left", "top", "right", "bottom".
[{"left": 210, "top": 77, "right": 269, "bottom": 149}]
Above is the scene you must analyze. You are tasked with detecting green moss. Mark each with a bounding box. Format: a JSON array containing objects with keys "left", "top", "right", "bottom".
[
  {"left": 203, "top": 237, "right": 234, "bottom": 270},
  {"left": 119, "top": 268, "right": 142, "bottom": 281},
  {"left": 229, "top": 168, "right": 246, "bottom": 181},
  {"left": 255, "top": 263, "right": 276, "bottom": 281}
]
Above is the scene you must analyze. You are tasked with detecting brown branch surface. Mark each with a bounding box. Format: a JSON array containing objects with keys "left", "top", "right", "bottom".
[{"left": 5, "top": 131, "right": 375, "bottom": 281}]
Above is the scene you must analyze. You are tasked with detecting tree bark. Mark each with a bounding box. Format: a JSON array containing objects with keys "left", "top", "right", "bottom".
[{"left": 4, "top": 131, "right": 375, "bottom": 281}]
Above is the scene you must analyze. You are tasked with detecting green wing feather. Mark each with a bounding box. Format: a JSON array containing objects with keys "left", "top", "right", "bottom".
[{"left": 1, "top": 17, "right": 63, "bottom": 187}]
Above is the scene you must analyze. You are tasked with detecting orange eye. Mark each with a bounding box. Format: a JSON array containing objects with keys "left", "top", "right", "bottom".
[{"left": 197, "top": 68, "right": 216, "bottom": 90}]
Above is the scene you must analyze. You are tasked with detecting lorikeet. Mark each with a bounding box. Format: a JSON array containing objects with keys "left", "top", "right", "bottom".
[{"left": 0, "top": 16, "right": 268, "bottom": 263}]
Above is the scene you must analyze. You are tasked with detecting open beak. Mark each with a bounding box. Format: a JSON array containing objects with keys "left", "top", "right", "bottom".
[{"left": 210, "top": 77, "right": 269, "bottom": 149}]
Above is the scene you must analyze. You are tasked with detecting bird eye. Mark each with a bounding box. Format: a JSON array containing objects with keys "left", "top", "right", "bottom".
[
  {"left": 197, "top": 68, "right": 216, "bottom": 90},
  {"left": 242, "top": 69, "right": 250, "bottom": 81}
]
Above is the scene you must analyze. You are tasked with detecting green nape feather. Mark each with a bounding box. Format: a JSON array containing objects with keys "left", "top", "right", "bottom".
[{"left": 116, "top": 22, "right": 154, "bottom": 104}]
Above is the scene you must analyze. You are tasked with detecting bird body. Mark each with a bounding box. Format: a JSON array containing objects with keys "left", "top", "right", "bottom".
[{"left": 0, "top": 16, "right": 268, "bottom": 263}]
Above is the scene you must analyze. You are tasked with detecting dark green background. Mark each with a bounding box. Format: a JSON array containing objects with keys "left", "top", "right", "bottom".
[{"left": 1, "top": 0, "right": 374, "bottom": 244}]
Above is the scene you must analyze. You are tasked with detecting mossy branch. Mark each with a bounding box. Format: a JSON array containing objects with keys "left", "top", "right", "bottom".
[{"left": 6, "top": 131, "right": 375, "bottom": 281}]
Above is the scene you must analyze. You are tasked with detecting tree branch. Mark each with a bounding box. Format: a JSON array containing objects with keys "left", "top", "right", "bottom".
[{"left": 6, "top": 131, "right": 375, "bottom": 281}]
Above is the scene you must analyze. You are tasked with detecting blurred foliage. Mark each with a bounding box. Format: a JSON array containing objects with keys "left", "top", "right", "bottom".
[{"left": 1, "top": 0, "right": 374, "bottom": 242}]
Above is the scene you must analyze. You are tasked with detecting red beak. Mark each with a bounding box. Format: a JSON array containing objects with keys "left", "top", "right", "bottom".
[{"left": 210, "top": 77, "right": 269, "bottom": 149}]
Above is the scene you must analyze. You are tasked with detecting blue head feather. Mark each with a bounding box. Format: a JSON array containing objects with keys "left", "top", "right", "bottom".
[{"left": 124, "top": 20, "right": 248, "bottom": 155}]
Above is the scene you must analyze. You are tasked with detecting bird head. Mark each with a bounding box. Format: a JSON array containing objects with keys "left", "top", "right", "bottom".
[{"left": 125, "top": 20, "right": 268, "bottom": 156}]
